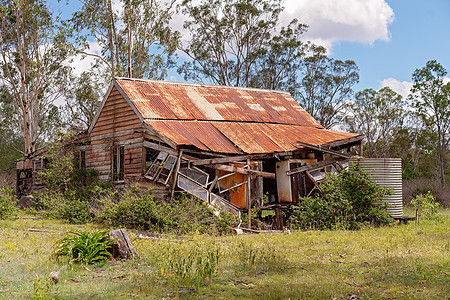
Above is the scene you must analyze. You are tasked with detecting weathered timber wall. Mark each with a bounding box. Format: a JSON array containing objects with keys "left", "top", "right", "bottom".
[
  {"left": 87, "top": 86, "right": 144, "bottom": 180},
  {"left": 85, "top": 86, "right": 170, "bottom": 200}
]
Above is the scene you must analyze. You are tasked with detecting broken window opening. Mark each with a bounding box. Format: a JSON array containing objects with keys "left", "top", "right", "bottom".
[
  {"left": 112, "top": 145, "right": 125, "bottom": 181},
  {"left": 75, "top": 150, "right": 86, "bottom": 169},
  {"left": 144, "top": 147, "right": 177, "bottom": 185},
  {"left": 178, "top": 166, "right": 209, "bottom": 187}
]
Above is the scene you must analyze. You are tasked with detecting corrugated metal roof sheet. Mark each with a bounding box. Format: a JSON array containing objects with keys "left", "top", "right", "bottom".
[
  {"left": 116, "top": 78, "right": 322, "bottom": 127},
  {"left": 144, "top": 120, "right": 360, "bottom": 154},
  {"left": 145, "top": 120, "right": 240, "bottom": 154},
  {"left": 115, "top": 78, "right": 361, "bottom": 154}
]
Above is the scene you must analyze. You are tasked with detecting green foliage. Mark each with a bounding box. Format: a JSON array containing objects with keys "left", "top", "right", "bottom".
[
  {"left": 100, "top": 188, "right": 169, "bottom": 231},
  {"left": 409, "top": 60, "right": 449, "bottom": 187},
  {"left": 100, "top": 190, "right": 233, "bottom": 235},
  {"left": 345, "top": 86, "right": 405, "bottom": 158},
  {"left": 70, "top": 0, "right": 177, "bottom": 79},
  {"left": 0, "top": 186, "right": 17, "bottom": 219},
  {"left": 52, "top": 230, "right": 115, "bottom": 264},
  {"left": 32, "top": 275, "right": 54, "bottom": 300},
  {"left": 0, "top": 0, "right": 72, "bottom": 154},
  {"left": 179, "top": 0, "right": 290, "bottom": 86},
  {"left": 298, "top": 45, "right": 360, "bottom": 129},
  {"left": 64, "top": 71, "right": 103, "bottom": 131},
  {"left": 234, "top": 240, "right": 285, "bottom": 272},
  {"left": 411, "top": 191, "right": 440, "bottom": 223},
  {"left": 289, "top": 163, "right": 392, "bottom": 230},
  {"left": 155, "top": 241, "right": 220, "bottom": 291}
]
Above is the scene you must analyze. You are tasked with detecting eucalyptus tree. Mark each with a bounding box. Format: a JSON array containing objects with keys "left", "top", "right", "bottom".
[
  {"left": 179, "top": 0, "right": 359, "bottom": 130},
  {"left": 249, "top": 19, "right": 307, "bottom": 94},
  {"left": 0, "top": 0, "right": 71, "bottom": 154},
  {"left": 178, "top": 0, "right": 286, "bottom": 86},
  {"left": 409, "top": 60, "right": 450, "bottom": 187},
  {"left": 344, "top": 87, "right": 405, "bottom": 158},
  {"left": 64, "top": 71, "right": 103, "bottom": 131},
  {"left": 297, "top": 45, "right": 359, "bottom": 129},
  {"left": 71, "top": 0, "right": 178, "bottom": 79}
]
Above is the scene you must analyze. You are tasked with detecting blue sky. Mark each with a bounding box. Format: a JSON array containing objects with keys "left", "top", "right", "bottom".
[
  {"left": 53, "top": 0, "right": 450, "bottom": 99},
  {"left": 329, "top": 0, "right": 450, "bottom": 93}
]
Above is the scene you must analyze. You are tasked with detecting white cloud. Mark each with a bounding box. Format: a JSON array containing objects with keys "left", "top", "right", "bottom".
[
  {"left": 380, "top": 78, "right": 413, "bottom": 100},
  {"left": 381, "top": 77, "right": 450, "bottom": 101},
  {"left": 172, "top": 0, "right": 394, "bottom": 54},
  {"left": 281, "top": 0, "right": 395, "bottom": 52},
  {"left": 69, "top": 41, "right": 103, "bottom": 76}
]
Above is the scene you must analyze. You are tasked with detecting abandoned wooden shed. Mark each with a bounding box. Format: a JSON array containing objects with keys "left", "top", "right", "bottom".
[{"left": 17, "top": 78, "right": 363, "bottom": 218}]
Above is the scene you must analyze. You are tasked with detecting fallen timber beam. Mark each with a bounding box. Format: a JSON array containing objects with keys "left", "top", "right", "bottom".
[
  {"left": 321, "top": 135, "right": 364, "bottom": 149},
  {"left": 191, "top": 153, "right": 276, "bottom": 166},
  {"left": 286, "top": 157, "right": 343, "bottom": 176},
  {"left": 296, "top": 141, "right": 351, "bottom": 159},
  {"left": 207, "top": 163, "right": 276, "bottom": 179}
]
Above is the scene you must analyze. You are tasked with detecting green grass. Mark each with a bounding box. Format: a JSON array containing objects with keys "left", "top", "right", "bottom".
[{"left": 0, "top": 207, "right": 449, "bottom": 299}]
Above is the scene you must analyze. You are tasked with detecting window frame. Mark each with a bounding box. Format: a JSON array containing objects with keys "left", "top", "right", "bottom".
[{"left": 112, "top": 145, "right": 125, "bottom": 182}]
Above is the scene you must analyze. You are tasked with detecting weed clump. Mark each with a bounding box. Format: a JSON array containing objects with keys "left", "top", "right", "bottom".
[
  {"left": 0, "top": 186, "right": 17, "bottom": 219},
  {"left": 152, "top": 240, "right": 220, "bottom": 291},
  {"left": 411, "top": 191, "right": 440, "bottom": 223},
  {"left": 288, "top": 163, "right": 393, "bottom": 230},
  {"left": 52, "top": 230, "right": 115, "bottom": 264}
]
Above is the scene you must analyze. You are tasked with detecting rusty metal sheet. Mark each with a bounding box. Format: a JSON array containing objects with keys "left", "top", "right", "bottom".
[
  {"left": 146, "top": 120, "right": 360, "bottom": 154},
  {"left": 267, "top": 124, "right": 325, "bottom": 146},
  {"left": 144, "top": 120, "right": 239, "bottom": 154},
  {"left": 116, "top": 78, "right": 322, "bottom": 127},
  {"left": 117, "top": 81, "right": 178, "bottom": 119},
  {"left": 144, "top": 120, "right": 208, "bottom": 151},
  {"left": 266, "top": 124, "right": 360, "bottom": 147},
  {"left": 246, "top": 90, "right": 323, "bottom": 128},
  {"left": 211, "top": 122, "right": 267, "bottom": 154},
  {"left": 177, "top": 121, "right": 240, "bottom": 154},
  {"left": 298, "top": 126, "right": 359, "bottom": 144},
  {"left": 235, "top": 123, "right": 297, "bottom": 152}
]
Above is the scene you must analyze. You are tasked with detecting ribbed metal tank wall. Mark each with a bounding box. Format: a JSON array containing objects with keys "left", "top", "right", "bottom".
[{"left": 349, "top": 158, "right": 403, "bottom": 218}]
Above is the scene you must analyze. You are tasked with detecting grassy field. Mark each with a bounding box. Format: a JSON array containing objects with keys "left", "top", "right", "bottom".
[{"left": 0, "top": 207, "right": 449, "bottom": 299}]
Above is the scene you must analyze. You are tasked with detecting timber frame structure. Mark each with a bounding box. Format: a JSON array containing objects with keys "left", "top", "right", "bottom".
[{"left": 16, "top": 78, "right": 363, "bottom": 226}]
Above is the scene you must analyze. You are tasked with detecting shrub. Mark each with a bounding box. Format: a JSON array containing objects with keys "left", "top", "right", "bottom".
[
  {"left": 0, "top": 186, "right": 17, "bottom": 219},
  {"left": 411, "top": 191, "right": 440, "bottom": 223},
  {"left": 289, "top": 163, "right": 392, "bottom": 230},
  {"left": 100, "top": 189, "right": 233, "bottom": 235},
  {"left": 33, "top": 190, "right": 94, "bottom": 224},
  {"left": 52, "top": 230, "right": 116, "bottom": 264},
  {"left": 100, "top": 188, "right": 170, "bottom": 230}
]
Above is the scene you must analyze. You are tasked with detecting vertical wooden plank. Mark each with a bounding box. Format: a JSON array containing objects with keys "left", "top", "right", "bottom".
[
  {"left": 170, "top": 150, "right": 183, "bottom": 203},
  {"left": 247, "top": 159, "right": 251, "bottom": 229}
]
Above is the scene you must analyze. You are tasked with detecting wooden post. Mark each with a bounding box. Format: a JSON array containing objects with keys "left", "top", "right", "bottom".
[
  {"left": 170, "top": 150, "right": 183, "bottom": 203},
  {"left": 359, "top": 143, "right": 363, "bottom": 157},
  {"left": 247, "top": 159, "right": 251, "bottom": 229},
  {"left": 275, "top": 207, "right": 283, "bottom": 230}
]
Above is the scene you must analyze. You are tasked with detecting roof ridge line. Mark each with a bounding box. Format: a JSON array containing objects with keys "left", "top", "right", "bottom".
[
  {"left": 114, "top": 77, "right": 291, "bottom": 95},
  {"left": 143, "top": 118, "right": 324, "bottom": 128}
]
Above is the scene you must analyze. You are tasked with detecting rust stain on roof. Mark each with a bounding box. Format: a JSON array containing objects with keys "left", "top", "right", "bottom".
[
  {"left": 115, "top": 78, "right": 360, "bottom": 154},
  {"left": 145, "top": 120, "right": 240, "bottom": 154},
  {"left": 116, "top": 78, "right": 321, "bottom": 127}
]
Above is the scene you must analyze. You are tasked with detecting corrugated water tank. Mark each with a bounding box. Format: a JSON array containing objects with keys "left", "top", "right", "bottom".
[{"left": 349, "top": 158, "right": 403, "bottom": 218}]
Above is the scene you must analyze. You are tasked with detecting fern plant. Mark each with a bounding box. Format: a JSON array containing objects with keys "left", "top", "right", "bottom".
[{"left": 53, "top": 230, "right": 116, "bottom": 264}]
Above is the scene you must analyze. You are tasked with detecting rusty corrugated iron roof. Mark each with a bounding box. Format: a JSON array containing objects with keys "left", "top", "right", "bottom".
[
  {"left": 115, "top": 78, "right": 361, "bottom": 154},
  {"left": 144, "top": 120, "right": 360, "bottom": 154},
  {"left": 145, "top": 120, "right": 240, "bottom": 154},
  {"left": 116, "top": 78, "right": 322, "bottom": 127}
]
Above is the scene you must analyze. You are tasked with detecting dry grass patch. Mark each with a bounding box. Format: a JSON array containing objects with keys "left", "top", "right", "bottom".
[{"left": 0, "top": 209, "right": 449, "bottom": 299}]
